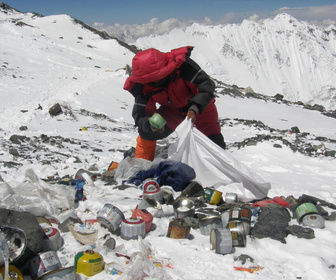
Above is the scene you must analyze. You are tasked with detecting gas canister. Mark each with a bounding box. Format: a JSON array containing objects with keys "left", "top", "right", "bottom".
[{"left": 74, "top": 250, "right": 104, "bottom": 277}]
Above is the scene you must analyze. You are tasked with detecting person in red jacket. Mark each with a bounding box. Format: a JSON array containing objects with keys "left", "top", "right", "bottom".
[{"left": 124, "top": 46, "right": 226, "bottom": 161}]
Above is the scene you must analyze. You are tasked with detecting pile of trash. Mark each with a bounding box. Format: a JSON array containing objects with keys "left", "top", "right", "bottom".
[{"left": 1, "top": 159, "right": 336, "bottom": 279}]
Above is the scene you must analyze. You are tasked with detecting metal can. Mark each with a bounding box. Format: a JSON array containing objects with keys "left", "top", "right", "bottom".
[
  {"left": 173, "top": 196, "right": 195, "bottom": 219},
  {"left": 220, "top": 211, "right": 230, "bottom": 227},
  {"left": 120, "top": 218, "right": 146, "bottom": 240},
  {"left": 1, "top": 265, "right": 24, "bottom": 280},
  {"left": 29, "top": 251, "right": 62, "bottom": 279},
  {"left": 97, "top": 204, "right": 124, "bottom": 233},
  {"left": 302, "top": 214, "right": 325, "bottom": 229},
  {"left": 204, "top": 187, "right": 222, "bottom": 205},
  {"left": 225, "top": 192, "right": 238, "bottom": 203},
  {"left": 210, "top": 228, "right": 233, "bottom": 255},
  {"left": 227, "top": 221, "right": 246, "bottom": 247},
  {"left": 0, "top": 226, "right": 27, "bottom": 263},
  {"left": 74, "top": 250, "right": 104, "bottom": 277},
  {"left": 199, "top": 216, "right": 223, "bottom": 236},
  {"left": 36, "top": 266, "right": 76, "bottom": 280},
  {"left": 167, "top": 219, "right": 190, "bottom": 239},
  {"left": 142, "top": 178, "right": 162, "bottom": 203},
  {"left": 42, "top": 227, "right": 62, "bottom": 252},
  {"left": 132, "top": 208, "right": 153, "bottom": 233},
  {"left": 229, "top": 206, "right": 252, "bottom": 223},
  {"left": 295, "top": 202, "right": 318, "bottom": 222}
]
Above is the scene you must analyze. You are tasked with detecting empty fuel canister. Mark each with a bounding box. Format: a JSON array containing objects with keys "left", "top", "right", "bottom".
[{"left": 74, "top": 250, "right": 104, "bottom": 277}]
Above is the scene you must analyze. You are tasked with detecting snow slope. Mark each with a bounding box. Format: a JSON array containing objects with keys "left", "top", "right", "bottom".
[{"left": 1, "top": 4, "right": 336, "bottom": 280}]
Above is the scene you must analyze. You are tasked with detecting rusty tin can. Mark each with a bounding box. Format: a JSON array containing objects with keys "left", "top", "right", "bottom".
[
  {"left": 227, "top": 221, "right": 246, "bottom": 247},
  {"left": 167, "top": 219, "right": 190, "bottom": 239},
  {"left": 97, "top": 203, "right": 125, "bottom": 233}
]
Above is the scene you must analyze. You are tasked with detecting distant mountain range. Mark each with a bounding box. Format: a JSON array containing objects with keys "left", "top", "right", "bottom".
[{"left": 132, "top": 14, "right": 336, "bottom": 110}]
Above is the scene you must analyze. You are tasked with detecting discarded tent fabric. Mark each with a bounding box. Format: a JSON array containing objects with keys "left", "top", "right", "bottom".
[
  {"left": 167, "top": 119, "right": 271, "bottom": 201},
  {"left": 128, "top": 160, "right": 196, "bottom": 191}
]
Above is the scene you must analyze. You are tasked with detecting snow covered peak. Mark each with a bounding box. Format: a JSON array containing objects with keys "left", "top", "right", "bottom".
[{"left": 135, "top": 14, "right": 336, "bottom": 110}]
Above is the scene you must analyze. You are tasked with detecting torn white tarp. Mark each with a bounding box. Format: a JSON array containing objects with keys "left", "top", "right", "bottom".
[
  {"left": 0, "top": 169, "right": 75, "bottom": 216},
  {"left": 168, "top": 119, "right": 271, "bottom": 202}
]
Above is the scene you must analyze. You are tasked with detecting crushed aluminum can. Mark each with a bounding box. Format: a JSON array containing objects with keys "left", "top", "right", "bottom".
[
  {"left": 97, "top": 204, "right": 124, "bottom": 233},
  {"left": 29, "top": 251, "right": 62, "bottom": 279}
]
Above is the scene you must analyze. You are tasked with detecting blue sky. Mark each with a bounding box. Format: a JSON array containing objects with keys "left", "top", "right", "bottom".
[{"left": 3, "top": 0, "right": 336, "bottom": 26}]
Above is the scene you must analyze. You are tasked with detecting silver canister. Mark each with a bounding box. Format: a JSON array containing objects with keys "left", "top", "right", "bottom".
[
  {"left": 142, "top": 178, "right": 162, "bottom": 203},
  {"left": 199, "top": 216, "right": 223, "bottom": 236},
  {"left": 42, "top": 227, "right": 63, "bottom": 252},
  {"left": 97, "top": 204, "right": 125, "bottom": 233},
  {"left": 225, "top": 193, "right": 238, "bottom": 203},
  {"left": 29, "top": 251, "right": 62, "bottom": 279},
  {"left": 0, "top": 226, "right": 27, "bottom": 263},
  {"left": 173, "top": 196, "right": 195, "bottom": 219},
  {"left": 302, "top": 214, "right": 325, "bottom": 229},
  {"left": 120, "top": 218, "right": 146, "bottom": 240},
  {"left": 210, "top": 228, "right": 233, "bottom": 255}
]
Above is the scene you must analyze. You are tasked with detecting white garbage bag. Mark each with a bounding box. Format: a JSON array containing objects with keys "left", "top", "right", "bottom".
[{"left": 168, "top": 119, "right": 271, "bottom": 202}]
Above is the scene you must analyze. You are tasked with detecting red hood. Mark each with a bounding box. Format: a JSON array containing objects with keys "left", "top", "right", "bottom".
[{"left": 124, "top": 46, "right": 193, "bottom": 90}]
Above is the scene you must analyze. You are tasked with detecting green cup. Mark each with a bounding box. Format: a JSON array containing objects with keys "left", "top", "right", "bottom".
[{"left": 149, "top": 113, "right": 166, "bottom": 130}]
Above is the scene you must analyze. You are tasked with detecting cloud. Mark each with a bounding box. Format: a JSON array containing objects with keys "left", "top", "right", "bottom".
[
  {"left": 93, "top": 4, "right": 336, "bottom": 43},
  {"left": 274, "top": 4, "right": 336, "bottom": 25},
  {"left": 93, "top": 18, "right": 194, "bottom": 43}
]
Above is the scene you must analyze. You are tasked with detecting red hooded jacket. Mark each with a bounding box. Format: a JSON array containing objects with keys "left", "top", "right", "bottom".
[{"left": 124, "top": 47, "right": 220, "bottom": 137}]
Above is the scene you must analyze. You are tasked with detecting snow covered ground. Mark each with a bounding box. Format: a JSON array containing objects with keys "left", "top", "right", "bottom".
[{"left": 1, "top": 6, "right": 336, "bottom": 280}]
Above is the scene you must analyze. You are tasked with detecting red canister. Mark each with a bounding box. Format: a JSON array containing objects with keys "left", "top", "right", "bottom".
[{"left": 132, "top": 208, "right": 153, "bottom": 233}]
